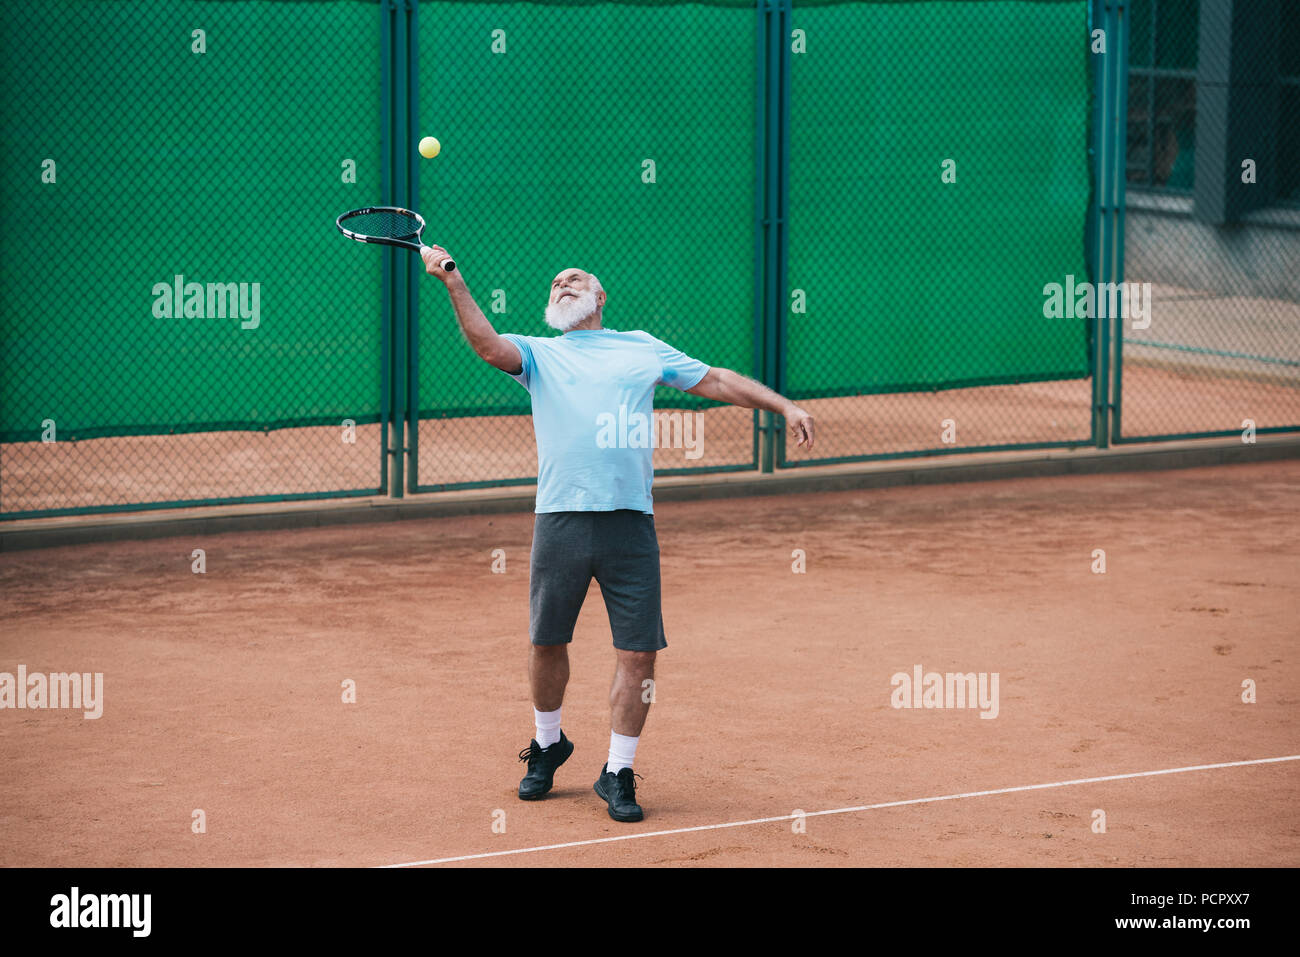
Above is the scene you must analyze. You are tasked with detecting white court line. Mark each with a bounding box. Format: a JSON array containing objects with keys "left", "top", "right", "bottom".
[{"left": 382, "top": 754, "right": 1300, "bottom": 867}]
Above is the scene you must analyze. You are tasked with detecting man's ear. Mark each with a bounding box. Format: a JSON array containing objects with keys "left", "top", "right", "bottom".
[{"left": 595, "top": 289, "right": 607, "bottom": 307}]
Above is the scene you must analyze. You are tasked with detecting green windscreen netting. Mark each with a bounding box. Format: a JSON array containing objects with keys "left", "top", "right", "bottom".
[
  {"left": 0, "top": 0, "right": 383, "bottom": 442},
  {"left": 1, "top": 0, "right": 1091, "bottom": 444},
  {"left": 785, "top": 0, "right": 1092, "bottom": 397},
  {"left": 415, "top": 0, "right": 759, "bottom": 418}
]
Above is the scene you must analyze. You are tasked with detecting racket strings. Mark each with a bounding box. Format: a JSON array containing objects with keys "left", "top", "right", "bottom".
[{"left": 343, "top": 210, "right": 422, "bottom": 239}]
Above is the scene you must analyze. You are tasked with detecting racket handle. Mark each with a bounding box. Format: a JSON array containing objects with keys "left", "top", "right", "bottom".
[{"left": 419, "top": 243, "right": 456, "bottom": 273}]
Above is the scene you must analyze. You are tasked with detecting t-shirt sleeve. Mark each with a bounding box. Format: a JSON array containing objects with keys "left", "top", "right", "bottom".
[
  {"left": 498, "top": 333, "right": 536, "bottom": 391},
  {"left": 647, "top": 334, "right": 709, "bottom": 391}
]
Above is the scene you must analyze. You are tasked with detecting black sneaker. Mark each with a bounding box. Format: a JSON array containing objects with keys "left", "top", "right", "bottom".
[
  {"left": 594, "top": 763, "right": 644, "bottom": 822},
  {"left": 517, "top": 732, "right": 574, "bottom": 800}
]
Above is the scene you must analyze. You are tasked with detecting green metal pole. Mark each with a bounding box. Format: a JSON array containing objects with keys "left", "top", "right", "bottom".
[
  {"left": 1091, "top": 0, "right": 1110, "bottom": 448},
  {"left": 773, "top": 0, "right": 792, "bottom": 468},
  {"left": 1093, "top": 0, "right": 1119, "bottom": 449},
  {"left": 1096, "top": 0, "right": 1131, "bottom": 449},
  {"left": 379, "top": 0, "right": 393, "bottom": 496},
  {"left": 1110, "top": 0, "right": 1130, "bottom": 444},
  {"left": 1087, "top": 0, "right": 1102, "bottom": 447},
  {"left": 752, "top": 0, "right": 770, "bottom": 472},
  {"left": 389, "top": 0, "right": 408, "bottom": 497},
  {"left": 761, "top": 0, "right": 783, "bottom": 473},
  {"left": 405, "top": 0, "right": 420, "bottom": 494}
]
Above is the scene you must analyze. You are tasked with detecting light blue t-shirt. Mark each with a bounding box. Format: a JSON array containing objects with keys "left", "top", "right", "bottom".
[{"left": 500, "top": 328, "right": 709, "bottom": 514}]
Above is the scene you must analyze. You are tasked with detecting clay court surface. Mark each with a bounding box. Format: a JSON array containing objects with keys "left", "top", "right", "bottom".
[{"left": 1, "top": 458, "right": 1297, "bottom": 867}]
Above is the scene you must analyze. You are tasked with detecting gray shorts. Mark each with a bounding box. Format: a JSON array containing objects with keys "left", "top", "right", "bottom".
[{"left": 529, "top": 510, "right": 667, "bottom": 652}]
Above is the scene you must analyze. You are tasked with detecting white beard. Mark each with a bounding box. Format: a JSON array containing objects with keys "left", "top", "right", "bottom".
[{"left": 544, "top": 288, "right": 598, "bottom": 331}]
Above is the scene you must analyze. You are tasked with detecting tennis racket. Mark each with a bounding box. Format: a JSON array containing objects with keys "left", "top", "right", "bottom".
[{"left": 335, "top": 206, "right": 456, "bottom": 272}]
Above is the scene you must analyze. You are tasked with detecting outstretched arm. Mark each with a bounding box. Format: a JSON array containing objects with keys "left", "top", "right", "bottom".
[
  {"left": 686, "top": 367, "right": 815, "bottom": 450},
  {"left": 420, "top": 245, "right": 522, "bottom": 374}
]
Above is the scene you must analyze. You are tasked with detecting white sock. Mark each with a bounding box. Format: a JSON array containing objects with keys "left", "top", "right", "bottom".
[
  {"left": 534, "top": 707, "right": 562, "bottom": 748},
  {"left": 607, "top": 731, "right": 639, "bottom": 774}
]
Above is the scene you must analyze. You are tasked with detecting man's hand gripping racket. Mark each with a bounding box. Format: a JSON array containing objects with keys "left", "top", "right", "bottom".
[{"left": 335, "top": 206, "right": 456, "bottom": 274}]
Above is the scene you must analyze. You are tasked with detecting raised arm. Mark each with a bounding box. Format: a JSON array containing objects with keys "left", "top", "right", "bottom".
[
  {"left": 420, "top": 245, "right": 522, "bottom": 374},
  {"left": 686, "top": 367, "right": 815, "bottom": 450}
]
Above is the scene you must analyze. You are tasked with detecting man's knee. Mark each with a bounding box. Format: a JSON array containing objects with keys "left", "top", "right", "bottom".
[
  {"left": 615, "top": 649, "right": 656, "bottom": 676},
  {"left": 531, "top": 644, "right": 569, "bottom": 673}
]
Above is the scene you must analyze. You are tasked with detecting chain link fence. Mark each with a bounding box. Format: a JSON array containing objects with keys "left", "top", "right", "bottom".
[
  {"left": 411, "top": 0, "right": 760, "bottom": 492},
  {"left": 2, "top": 0, "right": 1295, "bottom": 522},
  {"left": 1117, "top": 0, "right": 1300, "bottom": 442},
  {"left": 781, "top": 0, "right": 1095, "bottom": 466},
  {"left": 0, "top": 0, "right": 387, "bottom": 517}
]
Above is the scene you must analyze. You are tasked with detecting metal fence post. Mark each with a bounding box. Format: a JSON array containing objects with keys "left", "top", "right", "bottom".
[
  {"left": 1092, "top": 0, "right": 1129, "bottom": 449},
  {"left": 756, "top": 0, "right": 790, "bottom": 473},
  {"left": 753, "top": 0, "right": 771, "bottom": 473},
  {"left": 756, "top": 0, "right": 776, "bottom": 473},
  {"left": 1090, "top": 0, "right": 1109, "bottom": 449},
  {"left": 405, "top": 0, "right": 421, "bottom": 494},
  {"left": 387, "top": 0, "right": 409, "bottom": 498},
  {"left": 380, "top": 0, "right": 395, "bottom": 496},
  {"left": 1109, "top": 0, "right": 1129, "bottom": 445},
  {"left": 774, "top": 0, "right": 792, "bottom": 467}
]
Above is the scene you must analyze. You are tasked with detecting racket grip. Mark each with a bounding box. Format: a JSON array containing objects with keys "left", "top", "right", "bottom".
[{"left": 417, "top": 243, "right": 456, "bottom": 272}]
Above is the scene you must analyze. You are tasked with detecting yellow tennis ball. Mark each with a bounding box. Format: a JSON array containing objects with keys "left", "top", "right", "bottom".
[{"left": 418, "top": 136, "right": 441, "bottom": 159}]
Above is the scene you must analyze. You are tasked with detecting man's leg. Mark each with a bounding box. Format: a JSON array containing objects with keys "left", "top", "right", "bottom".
[
  {"left": 530, "top": 644, "right": 570, "bottom": 711},
  {"left": 518, "top": 514, "right": 590, "bottom": 801},
  {"left": 519, "top": 642, "right": 576, "bottom": 799},
  {"left": 609, "top": 648, "right": 655, "bottom": 739},
  {"left": 530, "top": 643, "right": 570, "bottom": 736},
  {"left": 593, "top": 649, "right": 655, "bottom": 822},
  {"left": 591, "top": 511, "right": 665, "bottom": 822}
]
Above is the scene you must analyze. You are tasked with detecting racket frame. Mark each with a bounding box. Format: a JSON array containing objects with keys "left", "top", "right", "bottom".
[{"left": 335, "top": 205, "right": 455, "bottom": 271}]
